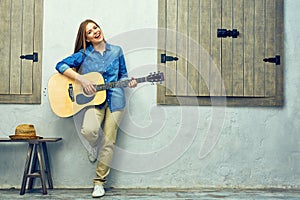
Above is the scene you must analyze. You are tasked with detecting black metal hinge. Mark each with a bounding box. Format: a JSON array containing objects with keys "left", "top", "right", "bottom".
[
  {"left": 263, "top": 55, "right": 280, "bottom": 65},
  {"left": 161, "top": 54, "right": 178, "bottom": 63},
  {"left": 20, "top": 52, "right": 38, "bottom": 62}
]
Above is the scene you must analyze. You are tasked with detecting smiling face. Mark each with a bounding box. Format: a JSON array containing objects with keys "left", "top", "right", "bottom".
[{"left": 85, "top": 22, "right": 104, "bottom": 45}]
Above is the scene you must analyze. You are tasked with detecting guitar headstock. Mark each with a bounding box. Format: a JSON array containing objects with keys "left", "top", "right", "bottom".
[{"left": 146, "top": 72, "right": 164, "bottom": 83}]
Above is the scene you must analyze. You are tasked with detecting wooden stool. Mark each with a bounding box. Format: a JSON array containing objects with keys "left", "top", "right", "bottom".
[
  {"left": 20, "top": 138, "right": 62, "bottom": 195},
  {"left": 0, "top": 138, "right": 62, "bottom": 195}
]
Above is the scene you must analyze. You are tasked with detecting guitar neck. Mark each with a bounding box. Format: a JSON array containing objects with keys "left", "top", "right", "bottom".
[{"left": 96, "top": 77, "right": 146, "bottom": 91}]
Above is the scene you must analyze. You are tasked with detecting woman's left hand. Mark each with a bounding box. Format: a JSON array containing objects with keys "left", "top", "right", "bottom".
[{"left": 128, "top": 78, "right": 137, "bottom": 88}]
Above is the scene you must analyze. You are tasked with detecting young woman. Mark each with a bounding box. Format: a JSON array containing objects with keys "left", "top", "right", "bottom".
[{"left": 55, "top": 19, "right": 137, "bottom": 198}]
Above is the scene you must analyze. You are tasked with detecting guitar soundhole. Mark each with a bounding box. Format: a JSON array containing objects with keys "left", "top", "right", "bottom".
[{"left": 76, "top": 94, "right": 95, "bottom": 105}]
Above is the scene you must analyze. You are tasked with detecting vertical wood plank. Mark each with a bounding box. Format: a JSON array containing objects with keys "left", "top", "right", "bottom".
[
  {"left": 275, "top": 0, "right": 284, "bottom": 101},
  {"left": 210, "top": 0, "right": 222, "bottom": 96},
  {"left": 32, "top": 0, "right": 43, "bottom": 103},
  {"left": 166, "top": 0, "right": 177, "bottom": 96},
  {"left": 244, "top": 0, "right": 255, "bottom": 96},
  {"left": 177, "top": 0, "right": 188, "bottom": 96},
  {"left": 157, "top": 0, "right": 167, "bottom": 104},
  {"left": 232, "top": 0, "right": 244, "bottom": 96},
  {"left": 0, "top": 0, "right": 11, "bottom": 94},
  {"left": 199, "top": 0, "right": 211, "bottom": 96},
  {"left": 187, "top": 0, "right": 200, "bottom": 96},
  {"left": 10, "top": 0, "right": 23, "bottom": 94},
  {"left": 254, "top": 0, "right": 266, "bottom": 97},
  {"left": 21, "top": 0, "right": 34, "bottom": 94},
  {"left": 265, "top": 0, "right": 276, "bottom": 96},
  {"left": 222, "top": 0, "right": 233, "bottom": 96}
]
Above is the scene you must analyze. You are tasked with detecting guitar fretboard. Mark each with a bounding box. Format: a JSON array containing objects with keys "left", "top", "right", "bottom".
[{"left": 96, "top": 77, "right": 146, "bottom": 91}]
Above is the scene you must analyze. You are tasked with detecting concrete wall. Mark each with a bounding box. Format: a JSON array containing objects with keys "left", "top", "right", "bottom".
[{"left": 0, "top": 0, "right": 299, "bottom": 189}]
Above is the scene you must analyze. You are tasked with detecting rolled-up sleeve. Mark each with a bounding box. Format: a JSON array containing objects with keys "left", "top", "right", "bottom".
[{"left": 55, "top": 51, "right": 85, "bottom": 74}]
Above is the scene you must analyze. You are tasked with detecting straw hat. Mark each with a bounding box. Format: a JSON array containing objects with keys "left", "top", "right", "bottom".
[{"left": 9, "top": 124, "right": 41, "bottom": 140}]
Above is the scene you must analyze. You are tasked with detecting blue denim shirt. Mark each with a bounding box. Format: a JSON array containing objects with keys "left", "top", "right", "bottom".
[{"left": 55, "top": 43, "right": 128, "bottom": 112}]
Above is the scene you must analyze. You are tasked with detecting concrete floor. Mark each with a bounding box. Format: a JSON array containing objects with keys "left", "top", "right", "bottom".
[{"left": 1, "top": 188, "right": 300, "bottom": 200}]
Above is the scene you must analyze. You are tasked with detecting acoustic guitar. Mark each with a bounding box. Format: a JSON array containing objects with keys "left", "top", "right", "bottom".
[{"left": 48, "top": 71, "right": 164, "bottom": 118}]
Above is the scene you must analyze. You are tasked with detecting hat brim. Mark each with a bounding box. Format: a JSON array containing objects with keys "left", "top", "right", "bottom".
[{"left": 9, "top": 135, "right": 42, "bottom": 140}]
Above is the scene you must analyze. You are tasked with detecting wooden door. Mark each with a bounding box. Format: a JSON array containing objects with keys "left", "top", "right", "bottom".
[
  {"left": 158, "top": 0, "right": 284, "bottom": 106},
  {"left": 0, "top": 0, "right": 43, "bottom": 103}
]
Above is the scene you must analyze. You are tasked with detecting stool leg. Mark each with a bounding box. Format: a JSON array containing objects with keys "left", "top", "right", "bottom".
[
  {"left": 36, "top": 143, "right": 47, "bottom": 195},
  {"left": 42, "top": 142, "right": 54, "bottom": 189},
  {"left": 28, "top": 145, "right": 38, "bottom": 190},
  {"left": 20, "top": 144, "right": 34, "bottom": 195}
]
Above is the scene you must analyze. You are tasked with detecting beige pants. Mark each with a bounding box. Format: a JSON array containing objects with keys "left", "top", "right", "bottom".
[{"left": 81, "top": 103, "right": 124, "bottom": 186}]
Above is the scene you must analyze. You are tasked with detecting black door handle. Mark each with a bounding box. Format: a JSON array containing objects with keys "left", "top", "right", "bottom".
[{"left": 217, "top": 29, "right": 239, "bottom": 38}]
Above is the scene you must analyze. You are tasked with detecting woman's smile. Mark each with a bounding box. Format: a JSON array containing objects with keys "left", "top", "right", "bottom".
[{"left": 86, "top": 22, "right": 104, "bottom": 43}]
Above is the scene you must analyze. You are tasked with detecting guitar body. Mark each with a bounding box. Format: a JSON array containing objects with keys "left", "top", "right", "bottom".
[
  {"left": 48, "top": 71, "right": 164, "bottom": 118},
  {"left": 48, "top": 72, "right": 106, "bottom": 118}
]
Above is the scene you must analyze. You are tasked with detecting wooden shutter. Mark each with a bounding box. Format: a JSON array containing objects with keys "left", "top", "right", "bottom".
[
  {"left": 157, "top": 0, "right": 284, "bottom": 106},
  {"left": 0, "top": 0, "right": 43, "bottom": 103}
]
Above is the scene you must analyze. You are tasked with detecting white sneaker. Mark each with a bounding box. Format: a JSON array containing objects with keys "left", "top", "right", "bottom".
[
  {"left": 92, "top": 184, "right": 105, "bottom": 198},
  {"left": 87, "top": 146, "right": 98, "bottom": 163}
]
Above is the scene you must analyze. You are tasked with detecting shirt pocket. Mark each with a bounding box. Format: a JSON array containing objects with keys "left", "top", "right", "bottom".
[
  {"left": 106, "top": 58, "right": 119, "bottom": 75},
  {"left": 81, "top": 56, "right": 102, "bottom": 74}
]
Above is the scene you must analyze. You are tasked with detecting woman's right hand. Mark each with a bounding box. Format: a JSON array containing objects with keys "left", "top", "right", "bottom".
[
  {"left": 77, "top": 75, "right": 96, "bottom": 95},
  {"left": 62, "top": 68, "right": 96, "bottom": 95}
]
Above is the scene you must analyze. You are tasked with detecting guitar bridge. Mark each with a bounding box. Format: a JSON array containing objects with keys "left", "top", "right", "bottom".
[{"left": 68, "top": 84, "right": 74, "bottom": 102}]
